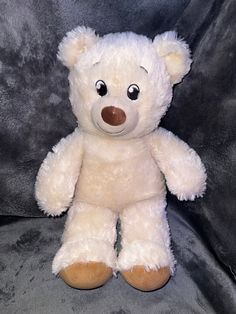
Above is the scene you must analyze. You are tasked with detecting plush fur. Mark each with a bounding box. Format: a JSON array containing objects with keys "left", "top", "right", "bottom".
[{"left": 35, "top": 27, "right": 206, "bottom": 284}]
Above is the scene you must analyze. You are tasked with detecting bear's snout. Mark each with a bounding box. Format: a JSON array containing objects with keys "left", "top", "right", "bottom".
[{"left": 101, "top": 106, "right": 126, "bottom": 126}]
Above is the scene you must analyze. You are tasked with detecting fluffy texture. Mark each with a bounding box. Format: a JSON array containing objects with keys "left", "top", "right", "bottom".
[
  {"left": 57, "top": 26, "right": 99, "bottom": 68},
  {"left": 2, "top": 208, "right": 236, "bottom": 313},
  {"left": 153, "top": 31, "right": 192, "bottom": 84},
  {"left": 117, "top": 197, "right": 176, "bottom": 273},
  {"left": 35, "top": 130, "right": 83, "bottom": 216},
  {"left": 52, "top": 203, "right": 117, "bottom": 274},
  {"left": 1, "top": 0, "right": 235, "bottom": 308},
  {"left": 73, "top": 133, "right": 166, "bottom": 209},
  {"left": 149, "top": 128, "right": 207, "bottom": 201},
  {"left": 35, "top": 27, "right": 206, "bottom": 283}
]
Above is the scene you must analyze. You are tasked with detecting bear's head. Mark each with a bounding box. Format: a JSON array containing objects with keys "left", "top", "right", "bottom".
[{"left": 58, "top": 26, "right": 191, "bottom": 139}]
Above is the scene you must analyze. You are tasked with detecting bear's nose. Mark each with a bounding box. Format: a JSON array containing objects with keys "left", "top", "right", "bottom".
[{"left": 101, "top": 106, "right": 126, "bottom": 126}]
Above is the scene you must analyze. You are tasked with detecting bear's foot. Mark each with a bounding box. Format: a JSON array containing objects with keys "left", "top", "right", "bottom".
[
  {"left": 59, "top": 262, "right": 113, "bottom": 289},
  {"left": 121, "top": 266, "right": 170, "bottom": 291}
]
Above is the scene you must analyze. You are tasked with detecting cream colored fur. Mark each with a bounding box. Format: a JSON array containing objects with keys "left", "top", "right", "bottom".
[
  {"left": 35, "top": 27, "right": 206, "bottom": 276},
  {"left": 35, "top": 130, "right": 83, "bottom": 216},
  {"left": 153, "top": 31, "right": 192, "bottom": 84},
  {"left": 117, "top": 197, "right": 175, "bottom": 273},
  {"left": 52, "top": 203, "right": 117, "bottom": 274},
  {"left": 149, "top": 128, "right": 206, "bottom": 201}
]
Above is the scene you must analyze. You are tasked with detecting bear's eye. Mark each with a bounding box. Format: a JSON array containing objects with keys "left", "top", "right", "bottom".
[
  {"left": 127, "top": 84, "right": 140, "bottom": 100},
  {"left": 95, "top": 80, "right": 107, "bottom": 96}
]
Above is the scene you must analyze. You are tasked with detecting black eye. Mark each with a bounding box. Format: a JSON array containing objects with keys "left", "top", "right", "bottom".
[
  {"left": 95, "top": 80, "right": 107, "bottom": 96},
  {"left": 127, "top": 84, "right": 140, "bottom": 100}
]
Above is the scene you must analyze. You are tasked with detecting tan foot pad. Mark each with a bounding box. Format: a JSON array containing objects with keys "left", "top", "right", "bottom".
[
  {"left": 59, "top": 262, "right": 113, "bottom": 289},
  {"left": 121, "top": 266, "right": 170, "bottom": 291}
]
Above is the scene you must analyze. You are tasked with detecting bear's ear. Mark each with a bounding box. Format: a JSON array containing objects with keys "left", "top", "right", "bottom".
[
  {"left": 153, "top": 31, "right": 192, "bottom": 84},
  {"left": 57, "top": 26, "right": 99, "bottom": 68}
]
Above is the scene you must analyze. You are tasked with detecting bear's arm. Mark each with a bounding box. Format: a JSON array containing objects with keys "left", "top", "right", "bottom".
[
  {"left": 35, "top": 129, "right": 83, "bottom": 216},
  {"left": 148, "top": 127, "right": 206, "bottom": 201}
]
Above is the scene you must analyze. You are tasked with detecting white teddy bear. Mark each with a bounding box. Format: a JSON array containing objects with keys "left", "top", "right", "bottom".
[{"left": 35, "top": 26, "right": 206, "bottom": 291}]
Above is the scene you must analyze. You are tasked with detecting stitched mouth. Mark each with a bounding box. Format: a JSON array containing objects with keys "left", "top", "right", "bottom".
[{"left": 96, "top": 122, "right": 125, "bottom": 135}]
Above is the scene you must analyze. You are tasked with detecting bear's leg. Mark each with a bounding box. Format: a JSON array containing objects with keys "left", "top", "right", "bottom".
[
  {"left": 52, "top": 202, "right": 118, "bottom": 289},
  {"left": 117, "top": 197, "right": 175, "bottom": 291}
]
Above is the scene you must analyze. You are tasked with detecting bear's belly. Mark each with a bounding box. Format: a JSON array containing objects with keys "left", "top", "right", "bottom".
[{"left": 74, "top": 153, "right": 165, "bottom": 210}]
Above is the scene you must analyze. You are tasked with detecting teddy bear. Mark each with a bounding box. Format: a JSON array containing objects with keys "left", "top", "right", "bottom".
[{"left": 35, "top": 26, "right": 206, "bottom": 291}]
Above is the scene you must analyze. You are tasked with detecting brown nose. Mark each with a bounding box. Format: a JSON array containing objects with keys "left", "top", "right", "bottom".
[{"left": 101, "top": 106, "right": 126, "bottom": 126}]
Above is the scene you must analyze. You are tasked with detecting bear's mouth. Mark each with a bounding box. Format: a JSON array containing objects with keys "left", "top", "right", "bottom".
[{"left": 96, "top": 122, "right": 125, "bottom": 136}]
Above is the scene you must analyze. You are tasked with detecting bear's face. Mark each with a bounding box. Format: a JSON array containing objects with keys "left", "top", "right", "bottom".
[
  {"left": 58, "top": 27, "right": 191, "bottom": 139},
  {"left": 69, "top": 34, "right": 172, "bottom": 139}
]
